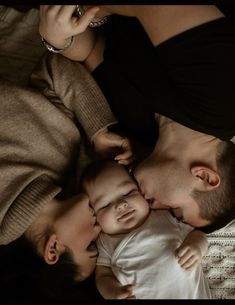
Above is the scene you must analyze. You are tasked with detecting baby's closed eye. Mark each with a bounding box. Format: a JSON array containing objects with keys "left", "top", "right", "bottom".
[
  {"left": 123, "top": 188, "right": 139, "bottom": 197},
  {"left": 100, "top": 202, "right": 111, "bottom": 210}
]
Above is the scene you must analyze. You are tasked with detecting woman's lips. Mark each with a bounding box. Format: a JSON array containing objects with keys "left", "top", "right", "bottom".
[{"left": 117, "top": 210, "right": 135, "bottom": 221}]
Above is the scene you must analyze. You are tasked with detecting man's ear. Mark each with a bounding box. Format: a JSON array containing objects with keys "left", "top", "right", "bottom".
[
  {"left": 43, "top": 233, "right": 64, "bottom": 265},
  {"left": 191, "top": 166, "right": 220, "bottom": 191}
]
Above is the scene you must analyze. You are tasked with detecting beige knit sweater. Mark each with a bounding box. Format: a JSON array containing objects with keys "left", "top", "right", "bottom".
[{"left": 0, "top": 53, "right": 116, "bottom": 245}]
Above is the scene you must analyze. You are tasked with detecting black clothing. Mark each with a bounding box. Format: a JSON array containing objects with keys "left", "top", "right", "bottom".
[{"left": 93, "top": 16, "right": 235, "bottom": 144}]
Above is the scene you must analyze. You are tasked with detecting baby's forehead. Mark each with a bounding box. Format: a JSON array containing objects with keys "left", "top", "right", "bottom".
[
  {"left": 85, "top": 163, "right": 134, "bottom": 193},
  {"left": 102, "top": 163, "right": 132, "bottom": 177}
]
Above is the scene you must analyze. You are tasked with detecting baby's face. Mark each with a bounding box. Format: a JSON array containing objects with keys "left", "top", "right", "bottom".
[{"left": 84, "top": 163, "right": 150, "bottom": 234}]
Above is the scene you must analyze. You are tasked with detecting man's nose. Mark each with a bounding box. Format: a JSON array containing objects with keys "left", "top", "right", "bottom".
[{"left": 144, "top": 195, "right": 156, "bottom": 206}]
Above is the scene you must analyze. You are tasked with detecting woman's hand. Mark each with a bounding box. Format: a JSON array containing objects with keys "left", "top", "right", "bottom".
[
  {"left": 39, "top": 5, "right": 100, "bottom": 49},
  {"left": 92, "top": 128, "right": 135, "bottom": 165}
]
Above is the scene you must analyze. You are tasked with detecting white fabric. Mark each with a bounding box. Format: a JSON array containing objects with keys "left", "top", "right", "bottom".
[{"left": 97, "top": 210, "right": 211, "bottom": 299}]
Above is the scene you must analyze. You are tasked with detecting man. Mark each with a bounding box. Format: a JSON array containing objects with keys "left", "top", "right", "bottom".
[{"left": 39, "top": 5, "right": 235, "bottom": 232}]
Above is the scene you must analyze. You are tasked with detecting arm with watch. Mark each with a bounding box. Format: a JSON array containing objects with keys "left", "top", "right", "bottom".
[
  {"left": 39, "top": 5, "right": 133, "bottom": 164},
  {"left": 39, "top": 5, "right": 105, "bottom": 62}
]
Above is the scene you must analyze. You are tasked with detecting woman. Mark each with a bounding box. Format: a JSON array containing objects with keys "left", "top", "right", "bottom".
[{"left": 0, "top": 53, "right": 133, "bottom": 302}]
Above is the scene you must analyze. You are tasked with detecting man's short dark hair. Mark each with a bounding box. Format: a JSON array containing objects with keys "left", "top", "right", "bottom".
[{"left": 192, "top": 141, "right": 235, "bottom": 233}]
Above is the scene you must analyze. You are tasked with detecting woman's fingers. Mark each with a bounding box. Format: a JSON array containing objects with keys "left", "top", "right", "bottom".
[{"left": 74, "top": 6, "right": 100, "bottom": 31}]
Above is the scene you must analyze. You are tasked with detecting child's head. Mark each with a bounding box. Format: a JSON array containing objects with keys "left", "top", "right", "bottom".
[{"left": 82, "top": 160, "right": 150, "bottom": 234}]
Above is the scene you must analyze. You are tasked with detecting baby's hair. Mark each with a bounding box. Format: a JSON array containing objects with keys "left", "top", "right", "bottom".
[{"left": 81, "top": 160, "right": 127, "bottom": 188}]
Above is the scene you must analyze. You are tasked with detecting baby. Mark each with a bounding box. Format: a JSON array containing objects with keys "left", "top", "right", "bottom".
[{"left": 82, "top": 160, "right": 211, "bottom": 299}]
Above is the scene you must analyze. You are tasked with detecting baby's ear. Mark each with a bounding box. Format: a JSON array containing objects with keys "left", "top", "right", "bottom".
[{"left": 43, "top": 234, "right": 64, "bottom": 265}]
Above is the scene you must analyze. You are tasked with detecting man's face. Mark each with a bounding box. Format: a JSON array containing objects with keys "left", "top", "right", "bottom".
[
  {"left": 134, "top": 153, "right": 210, "bottom": 227},
  {"left": 84, "top": 163, "right": 150, "bottom": 234}
]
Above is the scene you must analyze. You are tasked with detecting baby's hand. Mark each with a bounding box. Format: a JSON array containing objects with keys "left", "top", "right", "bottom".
[
  {"left": 175, "top": 242, "right": 203, "bottom": 270},
  {"left": 115, "top": 284, "right": 136, "bottom": 299},
  {"left": 92, "top": 128, "right": 134, "bottom": 165}
]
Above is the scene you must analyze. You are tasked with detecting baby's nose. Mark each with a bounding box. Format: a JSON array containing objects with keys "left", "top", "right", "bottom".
[{"left": 115, "top": 200, "right": 128, "bottom": 210}]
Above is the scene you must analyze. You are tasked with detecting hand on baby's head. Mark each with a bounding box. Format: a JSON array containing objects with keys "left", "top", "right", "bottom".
[{"left": 92, "top": 128, "right": 135, "bottom": 165}]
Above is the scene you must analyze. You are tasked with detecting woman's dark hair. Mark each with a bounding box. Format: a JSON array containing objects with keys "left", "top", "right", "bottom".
[{"left": 0, "top": 235, "right": 102, "bottom": 304}]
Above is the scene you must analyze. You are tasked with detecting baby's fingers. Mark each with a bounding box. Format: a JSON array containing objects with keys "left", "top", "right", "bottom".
[
  {"left": 126, "top": 294, "right": 137, "bottom": 299},
  {"left": 175, "top": 245, "right": 189, "bottom": 259},
  {"left": 176, "top": 248, "right": 193, "bottom": 266},
  {"left": 117, "top": 284, "right": 134, "bottom": 299},
  {"left": 181, "top": 256, "right": 199, "bottom": 270}
]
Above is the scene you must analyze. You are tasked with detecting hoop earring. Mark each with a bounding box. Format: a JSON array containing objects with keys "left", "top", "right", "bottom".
[{"left": 75, "top": 5, "right": 109, "bottom": 28}]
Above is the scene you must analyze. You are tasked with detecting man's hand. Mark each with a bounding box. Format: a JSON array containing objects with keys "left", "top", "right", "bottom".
[{"left": 92, "top": 128, "right": 135, "bottom": 165}]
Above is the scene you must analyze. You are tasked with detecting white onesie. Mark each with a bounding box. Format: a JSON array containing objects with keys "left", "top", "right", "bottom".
[{"left": 97, "top": 210, "right": 211, "bottom": 299}]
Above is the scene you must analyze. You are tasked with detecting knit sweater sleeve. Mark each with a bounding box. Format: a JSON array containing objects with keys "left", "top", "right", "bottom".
[
  {"left": 0, "top": 79, "right": 82, "bottom": 245},
  {"left": 30, "top": 53, "right": 117, "bottom": 142}
]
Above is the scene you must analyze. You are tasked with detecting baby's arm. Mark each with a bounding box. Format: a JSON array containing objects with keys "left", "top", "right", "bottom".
[
  {"left": 96, "top": 265, "right": 135, "bottom": 299},
  {"left": 175, "top": 229, "right": 208, "bottom": 270},
  {"left": 39, "top": 5, "right": 99, "bottom": 62}
]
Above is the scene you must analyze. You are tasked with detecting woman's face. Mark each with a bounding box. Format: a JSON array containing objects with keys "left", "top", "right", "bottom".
[{"left": 53, "top": 194, "right": 101, "bottom": 279}]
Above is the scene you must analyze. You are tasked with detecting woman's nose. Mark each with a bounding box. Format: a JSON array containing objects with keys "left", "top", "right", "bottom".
[{"left": 95, "top": 223, "right": 101, "bottom": 235}]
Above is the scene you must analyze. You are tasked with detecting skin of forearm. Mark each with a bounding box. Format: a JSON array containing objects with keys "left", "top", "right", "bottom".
[
  {"left": 96, "top": 274, "right": 122, "bottom": 299},
  {"left": 62, "top": 28, "right": 97, "bottom": 62}
]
